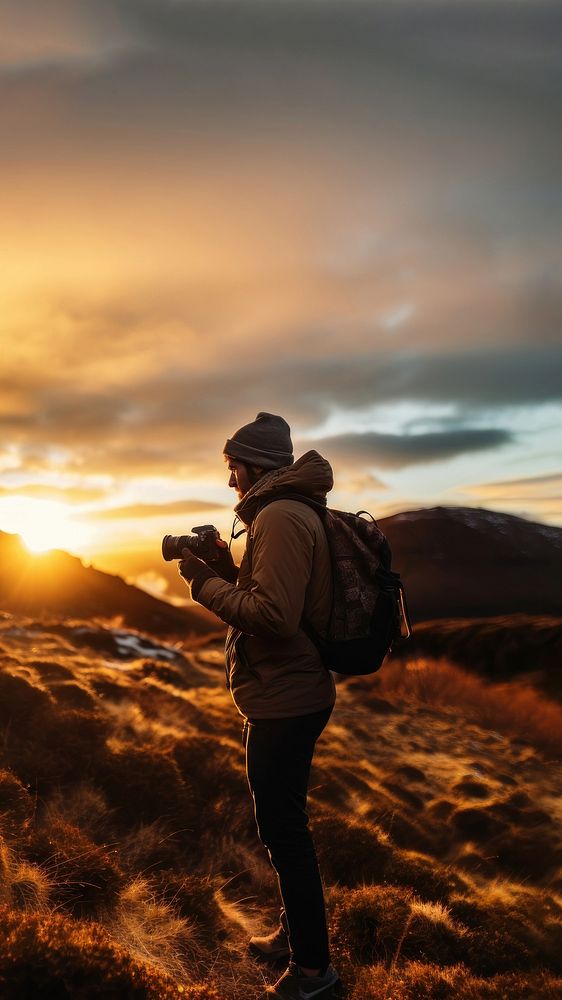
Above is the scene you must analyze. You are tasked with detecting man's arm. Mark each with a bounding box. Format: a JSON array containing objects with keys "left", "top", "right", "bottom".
[{"left": 181, "top": 502, "right": 315, "bottom": 638}]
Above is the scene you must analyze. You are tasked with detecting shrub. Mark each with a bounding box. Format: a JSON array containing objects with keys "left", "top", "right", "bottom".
[
  {"left": 450, "top": 806, "right": 506, "bottom": 841},
  {"left": 449, "top": 884, "right": 562, "bottom": 975},
  {"left": 384, "top": 852, "right": 466, "bottom": 904},
  {"left": 330, "top": 884, "right": 412, "bottom": 968},
  {"left": 49, "top": 681, "right": 96, "bottom": 711},
  {"left": 119, "top": 820, "right": 186, "bottom": 875},
  {"left": 487, "top": 826, "right": 562, "bottom": 881}
]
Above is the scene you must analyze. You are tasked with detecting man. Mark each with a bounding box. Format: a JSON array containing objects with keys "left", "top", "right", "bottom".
[{"left": 178, "top": 412, "right": 339, "bottom": 1000}]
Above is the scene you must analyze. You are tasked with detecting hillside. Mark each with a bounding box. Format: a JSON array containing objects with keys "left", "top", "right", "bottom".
[
  {"left": 0, "top": 531, "right": 220, "bottom": 638},
  {"left": 0, "top": 613, "right": 560, "bottom": 998},
  {"left": 381, "top": 506, "right": 562, "bottom": 622},
  {"left": 394, "top": 615, "right": 562, "bottom": 699}
]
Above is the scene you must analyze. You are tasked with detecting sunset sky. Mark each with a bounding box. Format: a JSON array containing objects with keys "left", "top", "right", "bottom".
[{"left": 1, "top": 0, "right": 561, "bottom": 600}]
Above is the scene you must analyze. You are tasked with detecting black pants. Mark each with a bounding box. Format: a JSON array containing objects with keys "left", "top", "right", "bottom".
[{"left": 245, "top": 706, "right": 333, "bottom": 970}]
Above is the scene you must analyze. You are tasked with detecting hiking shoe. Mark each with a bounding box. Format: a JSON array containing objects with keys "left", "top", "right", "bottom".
[
  {"left": 249, "top": 925, "right": 291, "bottom": 963},
  {"left": 263, "top": 962, "right": 339, "bottom": 999}
]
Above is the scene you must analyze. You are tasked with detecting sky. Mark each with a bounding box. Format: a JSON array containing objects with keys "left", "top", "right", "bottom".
[{"left": 1, "top": 0, "right": 561, "bottom": 600}]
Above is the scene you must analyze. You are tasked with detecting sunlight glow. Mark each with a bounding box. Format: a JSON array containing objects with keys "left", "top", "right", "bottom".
[{"left": 0, "top": 497, "right": 92, "bottom": 554}]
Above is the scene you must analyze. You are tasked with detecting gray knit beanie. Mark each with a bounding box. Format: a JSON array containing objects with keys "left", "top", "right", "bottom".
[{"left": 223, "top": 412, "right": 294, "bottom": 469}]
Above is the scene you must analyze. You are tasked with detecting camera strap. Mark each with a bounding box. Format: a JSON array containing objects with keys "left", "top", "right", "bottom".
[{"left": 229, "top": 515, "right": 247, "bottom": 549}]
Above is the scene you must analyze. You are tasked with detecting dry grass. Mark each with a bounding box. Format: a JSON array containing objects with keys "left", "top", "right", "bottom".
[
  {"left": 0, "top": 615, "right": 561, "bottom": 997},
  {"left": 349, "top": 656, "right": 562, "bottom": 757}
]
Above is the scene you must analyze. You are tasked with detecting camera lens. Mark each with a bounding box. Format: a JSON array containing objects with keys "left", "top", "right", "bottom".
[{"left": 162, "top": 534, "right": 193, "bottom": 561}]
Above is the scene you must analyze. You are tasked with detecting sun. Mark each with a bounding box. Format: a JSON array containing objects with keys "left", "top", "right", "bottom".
[{"left": 0, "top": 497, "right": 92, "bottom": 555}]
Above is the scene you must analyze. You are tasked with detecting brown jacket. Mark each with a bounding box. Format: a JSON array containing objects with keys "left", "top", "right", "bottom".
[{"left": 196, "top": 451, "right": 336, "bottom": 719}]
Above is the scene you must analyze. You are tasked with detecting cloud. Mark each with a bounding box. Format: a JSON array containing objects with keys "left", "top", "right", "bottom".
[
  {"left": 82, "top": 499, "right": 228, "bottom": 521},
  {"left": 0, "top": 344, "right": 559, "bottom": 479},
  {"left": 1, "top": 0, "right": 560, "bottom": 529},
  {"left": 0, "top": 484, "right": 107, "bottom": 504},
  {"left": 337, "top": 473, "right": 389, "bottom": 494},
  {"left": 314, "top": 428, "right": 514, "bottom": 470},
  {"left": 470, "top": 472, "right": 562, "bottom": 491},
  {"left": 0, "top": 0, "right": 138, "bottom": 68},
  {"left": 464, "top": 471, "right": 562, "bottom": 502}
]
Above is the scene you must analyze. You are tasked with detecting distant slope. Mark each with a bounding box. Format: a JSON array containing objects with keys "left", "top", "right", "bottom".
[
  {"left": 380, "top": 506, "right": 562, "bottom": 622},
  {"left": 0, "top": 532, "right": 220, "bottom": 637},
  {"left": 392, "top": 614, "right": 562, "bottom": 699}
]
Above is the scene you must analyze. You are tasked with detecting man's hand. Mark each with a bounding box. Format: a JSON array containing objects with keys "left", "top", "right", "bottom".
[
  {"left": 178, "top": 548, "right": 205, "bottom": 584},
  {"left": 212, "top": 538, "right": 239, "bottom": 583},
  {"left": 178, "top": 538, "right": 238, "bottom": 598}
]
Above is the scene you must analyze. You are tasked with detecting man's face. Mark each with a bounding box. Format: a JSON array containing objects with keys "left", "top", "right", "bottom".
[{"left": 225, "top": 458, "right": 254, "bottom": 500}]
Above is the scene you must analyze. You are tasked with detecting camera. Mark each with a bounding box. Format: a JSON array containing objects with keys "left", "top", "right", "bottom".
[{"left": 161, "top": 525, "right": 220, "bottom": 563}]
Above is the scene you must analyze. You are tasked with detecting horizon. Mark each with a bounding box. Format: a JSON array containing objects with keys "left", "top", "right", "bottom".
[
  {"left": 1, "top": 498, "right": 558, "bottom": 608},
  {"left": 1, "top": 0, "right": 561, "bottom": 603}
]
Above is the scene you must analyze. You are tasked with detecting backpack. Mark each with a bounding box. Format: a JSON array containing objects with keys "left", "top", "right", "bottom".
[{"left": 255, "top": 493, "right": 412, "bottom": 675}]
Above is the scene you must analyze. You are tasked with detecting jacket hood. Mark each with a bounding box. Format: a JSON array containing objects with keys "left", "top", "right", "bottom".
[{"left": 234, "top": 450, "right": 333, "bottom": 526}]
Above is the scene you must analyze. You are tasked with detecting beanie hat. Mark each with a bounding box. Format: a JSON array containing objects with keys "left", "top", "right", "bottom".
[{"left": 223, "top": 412, "right": 294, "bottom": 469}]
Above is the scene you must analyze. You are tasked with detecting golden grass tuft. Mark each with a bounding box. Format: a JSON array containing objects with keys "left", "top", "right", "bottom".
[
  {"left": 348, "top": 961, "right": 562, "bottom": 1000},
  {"left": 42, "top": 783, "right": 112, "bottom": 842},
  {"left": 329, "top": 884, "right": 466, "bottom": 975},
  {"left": 30, "top": 818, "right": 123, "bottom": 917},
  {"left": 109, "top": 876, "right": 201, "bottom": 982},
  {"left": 0, "top": 904, "right": 220, "bottom": 998},
  {"left": 154, "top": 871, "right": 228, "bottom": 945},
  {"left": 10, "top": 860, "right": 51, "bottom": 912},
  {"left": 312, "top": 808, "right": 393, "bottom": 886},
  {"left": 0, "top": 769, "right": 34, "bottom": 837}
]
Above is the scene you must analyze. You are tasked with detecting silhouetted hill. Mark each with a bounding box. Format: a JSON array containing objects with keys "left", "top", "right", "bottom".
[
  {"left": 0, "top": 532, "right": 220, "bottom": 638},
  {"left": 380, "top": 506, "right": 562, "bottom": 622}
]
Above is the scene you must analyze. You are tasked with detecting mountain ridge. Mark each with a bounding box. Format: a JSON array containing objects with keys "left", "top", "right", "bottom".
[
  {"left": 379, "top": 504, "right": 562, "bottom": 622},
  {"left": 0, "top": 531, "right": 218, "bottom": 638},
  {"left": 1, "top": 504, "right": 560, "bottom": 633}
]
